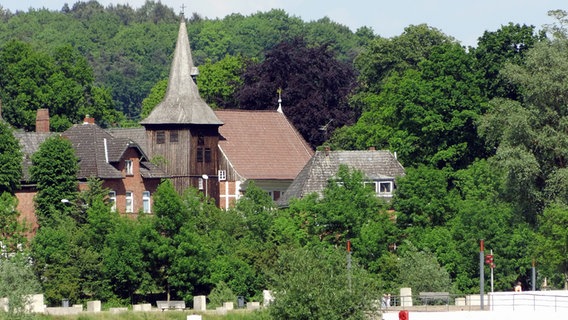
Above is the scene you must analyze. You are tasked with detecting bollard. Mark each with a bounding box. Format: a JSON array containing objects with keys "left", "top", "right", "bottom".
[{"left": 399, "top": 310, "right": 409, "bottom": 320}]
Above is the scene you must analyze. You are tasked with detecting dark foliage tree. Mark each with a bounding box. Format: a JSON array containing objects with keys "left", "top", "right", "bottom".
[{"left": 237, "top": 37, "right": 358, "bottom": 148}]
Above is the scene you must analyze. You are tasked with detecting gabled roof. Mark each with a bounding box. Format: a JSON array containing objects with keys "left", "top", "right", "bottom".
[
  {"left": 14, "top": 131, "right": 52, "bottom": 182},
  {"left": 215, "top": 109, "right": 314, "bottom": 180},
  {"left": 140, "top": 19, "right": 222, "bottom": 126},
  {"left": 278, "top": 150, "right": 405, "bottom": 205},
  {"left": 63, "top": 123, "right": 168, "bottom": 180}
]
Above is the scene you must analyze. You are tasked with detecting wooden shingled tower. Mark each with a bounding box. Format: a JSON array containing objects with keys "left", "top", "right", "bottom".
[{"left": 140, "top": 16, "right": 223, "bottom": 202}]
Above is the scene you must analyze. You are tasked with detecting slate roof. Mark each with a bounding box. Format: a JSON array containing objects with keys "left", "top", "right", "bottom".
[
  {"left": 215, "top": 109, "right": 314, "bottom": 180},
  {"left": 278, "top": 150, "right": 405, "bottom": 206},
  {"left": 14, "top": 131, "right": 52, "bottom": 182},
  {"left": 106, "top": 127, "right": 147, "bottom": 150},
  {"left": 15, "top": 122, "right": 169, "bottom": 183},
  {"left": 140, "top": 20, "right": 222, "bottom": 126},
  {"left": 63, "top": 123, "right": 168, "bottom": 179}
]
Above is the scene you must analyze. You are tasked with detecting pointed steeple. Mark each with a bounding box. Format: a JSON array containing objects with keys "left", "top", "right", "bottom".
[{"left": 141, "top": 18, "right": 222, "bottom": 125}]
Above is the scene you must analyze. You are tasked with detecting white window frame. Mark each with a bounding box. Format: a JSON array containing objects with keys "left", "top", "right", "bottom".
[
  {"left": 126, "top": 191, "right": 134, "bottom": 213},
  {"left": 378, "top": 181, "right": 394, "bottom": 197},
  {"left": 125, "top": 160, "right": 133, "bottom": 175},
  {"left": 109, "top": 191, "right": 117, "bottom": 212},
  {"left": 198, "top": 178, "right": 204, "bottom": 190},
  {"left": 218, "top": 170, "right": 227, "bottom": 181},
  {"left": 142, "top": 191, "right": 151, "bottom": 213}
]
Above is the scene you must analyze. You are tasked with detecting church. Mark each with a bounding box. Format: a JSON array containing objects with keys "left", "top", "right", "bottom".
[{"left": 14, "top": 15, "right": 314, "bottom": 232}]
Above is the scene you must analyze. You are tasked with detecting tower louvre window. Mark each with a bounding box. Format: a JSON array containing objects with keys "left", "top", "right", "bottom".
[
  {"left": 170, "top": 131, "right": 179, "bottom": 143},
  {"left": 205, "top": 148, "right": 211, "bottom": 162},
  {"left": 157, "top": 131, "right": 165, "bottom": 144},
  {"left": 197, "top": 147, "right": 204, "bottom": 162}
]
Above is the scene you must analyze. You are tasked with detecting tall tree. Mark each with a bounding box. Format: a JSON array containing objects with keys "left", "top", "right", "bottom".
[
  {"left": 0, "top": 121, "right": 21, "bottom": 194},
  {"left": 536, "top": 202, "right": 568, "bottom": 289},
  {"left": 237, "top": 37, "right": 358, "bottom": 148},
  {"left": 0, "top": 193, "right": 28, "bottom": 251},
  {"left": 333, "top": 42, "right": 487, "bottom": 169},
  {"left": 472, "top": 23, "right": 545, "bottom": 100},
  {"left": 269, "top": 245, "right": 380, "bottom": 320},
  {"left": 0, "top": 253, "right": 41, "bottom": 317},
  {"left": 30, "top": 135, "right": 79, "bottom": 227},
  {"left": 479, "top": 34, "right": 568, "bottom": 223}
]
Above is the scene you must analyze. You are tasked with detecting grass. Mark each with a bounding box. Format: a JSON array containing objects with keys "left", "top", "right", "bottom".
[{"left": 0, "top": 309, "right": 270, "bottom": 320}]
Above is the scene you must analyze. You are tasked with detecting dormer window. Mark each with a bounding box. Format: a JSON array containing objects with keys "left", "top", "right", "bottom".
[
  {"left": 378, "top": 181, "right": 394, "bottom": 197},
  {"left": 125, "top": 160, "right": 133, "bottom": 175}
]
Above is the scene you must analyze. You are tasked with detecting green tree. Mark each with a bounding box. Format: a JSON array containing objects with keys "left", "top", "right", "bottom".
[
  {"left": 353, "top": 24, "right": 454, "bottom": 96},
  {"left": 536, "top": 202, "right": 568, "bottom": 289},
  {"left": 397, "top": 241, "right": 452, "bottom": 294},
  {"left": 479, "top": 34, "right": 568, "bottom": 223},
  {"left": 269, "top": 245, "right": 380, "bottom": 320},
  {"left": 197, "top": 54, "right": 247, "bottom": 109},
  {"left": 333, "top": 42, "right": 487, "bottom": 169},
  {"left": 0, "top": 121, "right": 22, "bottom": 194},
  {"left": 0, "top": 193, "right": 28, "bottom": 251},
  {"left": 30, "top": 217, "right": 82, "bottom": 305},
  {"left": 314, "top": 165, "right": 387, "bottom": 245},
  {"left": 0, "top": 253, "right": 41, "bottom": 319},
  {"left": 103, "top": 216, "right": 150, "bottom": 301},
  {"left": 472, "top": 23, "right": 545, "bottom": 100},
  {"left": 0, "top": 40, "right": 119, "bottom": 131},
  {"left": 394, "top": 165, "right": 458, "bottom": 228},
  {"left": 30, "top": 135, "right": 79, "bottom": 228},
  {"left": 207, "top": 281, "right": 236, "bottom": 309}
]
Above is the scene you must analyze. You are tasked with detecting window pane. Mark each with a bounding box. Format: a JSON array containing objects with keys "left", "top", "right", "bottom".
[
  {"left": 205, "top": 148, "right": 211, "bottom": 162},
  {"left": 126, "top": 191, "right": 133, "bottom": 213},
  {"left": 197, "top": 147, "right": 203, "bottom": 162},
  {"left": 379, "top": 182, "right": 392, "bottom": 193},
  {"left": 143, "top": 191, "right": 151, "bottom": 213},
  {"left": 109, "top": 191, "right": 116, "bottom": 212},
  {"left": 170, "top": 131, "right": 179, "bottom": 143},
  {"left": 157, "top": 131, "right": 165, "bottom": 144},
  {"left": 125, "top": 160, "right": 133, "bottom": 175}
]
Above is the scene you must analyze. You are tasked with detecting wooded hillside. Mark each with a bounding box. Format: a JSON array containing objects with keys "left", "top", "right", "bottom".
[{"left": 2, "top": 1, "right": 568, "bottom": 316}]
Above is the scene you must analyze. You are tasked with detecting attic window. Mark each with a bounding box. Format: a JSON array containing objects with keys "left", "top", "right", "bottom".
[
  {"left": 170, "top": 131, "right": 179, "bottom": 143},
  {"left": 378, "top": 181, "right": 393, "bottom": 197},
  {"left": 125, "top": 160, "right": 133, "bottom": 175},
  {"left": 157, "top": 131, "right": 165, "bottom": 144}
]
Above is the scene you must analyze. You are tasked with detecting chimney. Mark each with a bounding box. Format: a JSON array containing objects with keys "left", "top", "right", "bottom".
[
  {"left": 368, "top": 146, "right": 376, "bottom": 151},
  {"left": 36, "top": 109, "right": 50, "bottom": 133},
  {"left": 83, "top": 115, "right": 95, "bottom": 124}
]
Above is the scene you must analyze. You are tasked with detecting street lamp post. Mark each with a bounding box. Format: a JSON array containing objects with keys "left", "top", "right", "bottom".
[{"left": 202, "top": 174, "right": 209, "bottom": 197}]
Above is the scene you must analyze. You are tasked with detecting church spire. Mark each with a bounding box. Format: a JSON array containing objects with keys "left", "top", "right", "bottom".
[{"left": 140, "top": 19, "right": 222, "bottom": 126}]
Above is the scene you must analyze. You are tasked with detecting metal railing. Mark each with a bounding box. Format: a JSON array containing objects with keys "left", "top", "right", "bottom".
[{"left": 380, "top": 292, "right": 568, "bottom": 313}]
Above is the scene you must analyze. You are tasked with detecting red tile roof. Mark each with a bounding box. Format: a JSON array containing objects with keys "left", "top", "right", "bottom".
[{"left": 215, "top": 110, "right": 313, "bottom": 180}]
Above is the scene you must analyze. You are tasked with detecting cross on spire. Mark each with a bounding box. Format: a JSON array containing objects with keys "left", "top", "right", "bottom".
[{"left": 180, "top": 4, "right": 186, "bottom": 16}]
